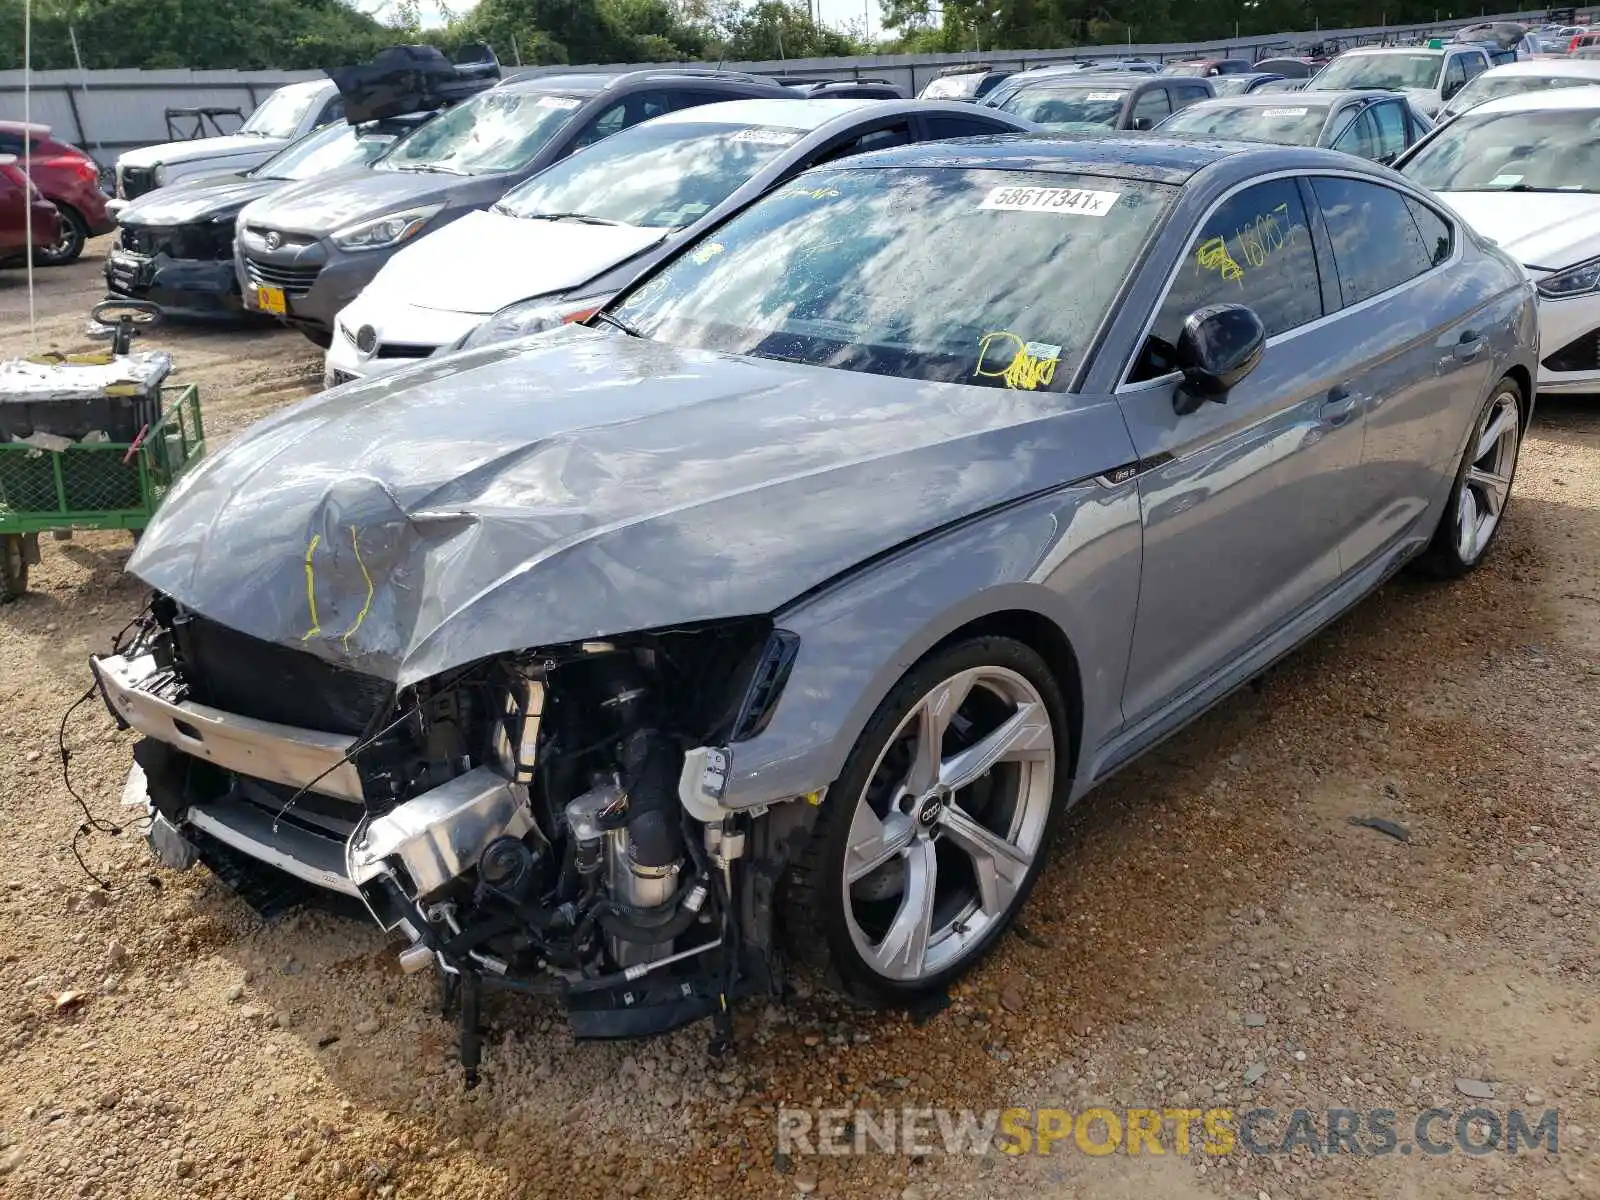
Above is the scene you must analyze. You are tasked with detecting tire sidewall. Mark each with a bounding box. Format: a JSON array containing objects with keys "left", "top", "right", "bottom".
[
  {"left": 1448, "top": 379, "right": 1523, "bottom": 571},
  {"left": 809, "top": 635, "right": 1071, "bottom": 1002}
]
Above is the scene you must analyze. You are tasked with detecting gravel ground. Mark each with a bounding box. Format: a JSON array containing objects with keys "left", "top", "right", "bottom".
[{"left": 1, "top": 242, "right": 1597, "bottom": 1200}]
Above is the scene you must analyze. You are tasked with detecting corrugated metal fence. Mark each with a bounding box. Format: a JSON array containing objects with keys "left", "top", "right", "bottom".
[{"left": 0, "top": 10, "right": 1551, "bottom": 166}]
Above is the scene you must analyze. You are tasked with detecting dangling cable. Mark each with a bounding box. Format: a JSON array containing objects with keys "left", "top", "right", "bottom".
[{"left": 60, "top": 684, "right": 123, "bottom": 890}]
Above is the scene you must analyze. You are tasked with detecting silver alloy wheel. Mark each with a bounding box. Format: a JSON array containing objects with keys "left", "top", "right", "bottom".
[
  {"left": 841, "top": 665, "right": 1055, "bottom": 982},
  {"left": 1457, "top": 390, "right": 1520, "bottom": 564}
]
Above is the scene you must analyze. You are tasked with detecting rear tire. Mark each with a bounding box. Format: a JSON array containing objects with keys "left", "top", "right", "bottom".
[
  {"left": 35, "top": 203, "right": 87, "bottom": 266},
  {"left": 1, "top": 535, "right": 29, "bottom": 603},
  {"left": 1413, "top": 375, "right": 1523, "bottom": 579},
  {"left": 783, "top": 635, "right": 1070, "bottom": 1005}
]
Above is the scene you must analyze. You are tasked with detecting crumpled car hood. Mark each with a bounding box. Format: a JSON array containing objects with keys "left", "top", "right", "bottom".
[
  {"left": 118, "top": 172, "right": 279, "bottom": 226},
  {"left": 128, "top": 328, "right": 1110, "bottom": 686}
]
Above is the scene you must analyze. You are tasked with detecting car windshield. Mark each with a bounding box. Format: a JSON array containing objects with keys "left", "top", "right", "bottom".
[
  {"left": 241, "top": 87, "right": 319, "bottom": 139},
  {"left": 1158, "top": 101, "right": 1330, "bottom": 145},
  {"left": 1312, "top": 53, "right": 1442, "bottom": 91},
  {"left": 495, "top": 120, "right": 803, "bottom": 228},
  {"left": 250, "top": 121, "right": 408, "bottom": 181},
  {"left": 377, "top": 90, "right": 582, "bottom": 176},
  {"left": 1164, "top": 64, "right": 1211, "bottom": 76},
  {"left": 1402, "top": 108, "right": 1600, "bottom": 192},
  {"left": 1210, "top": 76, "right": 1255, "bottom": 96},
  {"left": 999, "top": 85, "right": 1129, "bottom": 127},
  {"left": 922, "top": 74, "right": 984, "bottom": 99},
  {"left": 612, "top": 166, "right": 1176, "bottom": 386},
  {"left": 1443, "top": 73, "right": 1597, "bottom": 115}
]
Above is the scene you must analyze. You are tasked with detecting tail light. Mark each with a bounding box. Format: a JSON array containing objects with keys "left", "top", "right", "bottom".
[{"left": 66, "top": 155, "right": 100, "bottom": 185}]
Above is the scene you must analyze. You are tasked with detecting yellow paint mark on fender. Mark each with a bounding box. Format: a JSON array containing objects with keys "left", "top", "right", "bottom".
[
  {"left": 301, "top": 533, "right": 323, "bottom": 641},
  {"left": 341, "top": 527, "right": 375, "bottom": 652}
]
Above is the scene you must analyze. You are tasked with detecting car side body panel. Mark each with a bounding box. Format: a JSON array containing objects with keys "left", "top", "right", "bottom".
[{"left": 718, "top": 435, "right": 1145, "bottom": 812}]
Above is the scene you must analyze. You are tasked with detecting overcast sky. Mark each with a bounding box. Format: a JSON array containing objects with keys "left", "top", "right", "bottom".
[{"left": 369, "top": 0, "right": 878, "bottom": 46}]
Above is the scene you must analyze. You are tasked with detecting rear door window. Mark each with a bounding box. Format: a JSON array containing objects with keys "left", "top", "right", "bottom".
[
  {"left": 1369, "top": 101, "right": 1410, "bottom": 162},
  {"left": 1331, "top": 109, "right": 1380, "bottom": 159},
  {"left": 812, "top": 120, "right": 913, "bottom": 165},
  {"left": 1132, "top": 88, "right": 1171, "bottom": 127},
  {"left": 921, "top": 114, "right": 1013, "bottom": 139},
  {"left": 1405, "top": 197, "right": 1454, "bottom": 266},
  {"left": 571, "top": 90, "right": 676, "bottom": 151},
  {"left": 1311, "top": 176, "right": 1437, "bottom": 306}
]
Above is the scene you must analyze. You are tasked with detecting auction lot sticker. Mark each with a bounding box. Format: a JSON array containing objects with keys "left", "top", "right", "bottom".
[{"left": 980, "top": 186, "right": 1121, "bottom": 216}]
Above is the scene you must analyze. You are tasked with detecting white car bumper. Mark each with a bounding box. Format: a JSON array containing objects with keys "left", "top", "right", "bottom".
[
  {"left": 1534, "top": 291, "right": 1600, "bottom": 395},
  {"left": 323, "top": 297, "right": 482, "bottom": 389}
]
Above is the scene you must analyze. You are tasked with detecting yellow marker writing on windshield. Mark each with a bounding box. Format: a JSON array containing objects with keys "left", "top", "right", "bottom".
[{"left": 975, "top": 331, "right": 1060, "bottom": 391}]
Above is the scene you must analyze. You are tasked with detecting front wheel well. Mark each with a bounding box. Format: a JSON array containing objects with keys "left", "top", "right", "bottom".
[{"left": 926, "top": 608, "right": 1083, "bottom": 780}]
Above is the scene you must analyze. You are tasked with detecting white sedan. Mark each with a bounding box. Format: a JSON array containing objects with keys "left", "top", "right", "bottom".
[
  {"left": 1398, "top": 86, "right": 1600, "bottom": 394},
  {"left": 1434, "top": 58, "right": 1600, "bottom": 123}
]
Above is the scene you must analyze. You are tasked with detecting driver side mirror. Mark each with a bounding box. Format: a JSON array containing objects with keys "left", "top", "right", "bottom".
[
  {"left": 1442, "top": 79, "right": 1463, "bottom": 99},
  {"left": 1132, "top": 116, "right": 1156, "bottom": 130},
  {"left": 1172, "top": 303, "right": 1266, "bottom": 415}
]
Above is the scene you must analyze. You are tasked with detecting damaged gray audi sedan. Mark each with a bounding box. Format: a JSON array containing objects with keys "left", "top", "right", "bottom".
[{"left": 93, "top": 136, "right": 1536, "bottom": 1084}]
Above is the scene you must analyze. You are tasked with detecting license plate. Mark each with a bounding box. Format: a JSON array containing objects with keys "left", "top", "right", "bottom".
[{"left": 253, "top": 284, "right": 287, "bottom": 315}]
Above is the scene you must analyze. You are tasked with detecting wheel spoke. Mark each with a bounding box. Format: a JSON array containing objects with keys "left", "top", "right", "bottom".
[
  {"left": 844, "top": 803, "right": 915, "bottom": 884},
  {"left": 939, "top": 702, "right": 1051, "bottom": 793},
  {"left": 1457, "top": 483, "right": 1479, "bottom": 560},
  {"left": 1476, "top": 406, "right": 1517, "bottom": 464},
  {"left": 903, "top": 668, "right": 980, "bottom": 795},
  {"left": 869, "top": 838, "right": 937, "bottom": 979},
  {"left": 938, "top": 804, "right": 1033, "bottom": 916},
  {"left": 1467, "top": 466, "right": 1510, "bottom": 516}
]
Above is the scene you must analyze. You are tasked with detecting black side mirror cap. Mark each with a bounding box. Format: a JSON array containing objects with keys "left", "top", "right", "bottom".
[{"left": 1172, "top": 303, "right": 1266, "bottom": 415}]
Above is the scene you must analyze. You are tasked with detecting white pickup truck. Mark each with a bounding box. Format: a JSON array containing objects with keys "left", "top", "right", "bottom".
[{"left": 109, "top": 78, "right": 343, "bottom": 214}]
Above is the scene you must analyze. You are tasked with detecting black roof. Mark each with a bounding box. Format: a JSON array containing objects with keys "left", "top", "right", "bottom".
[{"left": 832, "top": 133, "right": 1251, "bottom": 184}]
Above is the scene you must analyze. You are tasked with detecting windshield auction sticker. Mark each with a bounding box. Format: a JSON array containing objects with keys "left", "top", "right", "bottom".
[
  {"left": 1263, "top": 107, "right": 1310, "bottom": 117},
  {"left": 979, "top": 186, "right": 1121, "bottom": 216}
]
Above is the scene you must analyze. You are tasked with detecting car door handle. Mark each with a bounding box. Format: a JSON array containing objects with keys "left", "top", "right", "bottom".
[
  {"left": 1455, "top": 330, "right": 1486, "bottom": 360},
  {"left": 1321, "top": 386, "right": 1363, "bottom": 426}
]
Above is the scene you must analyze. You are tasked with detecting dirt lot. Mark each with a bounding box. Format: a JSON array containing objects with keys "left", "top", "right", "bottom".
[{"left": 0, "top": 241, "right": 1597, "bottom": 1200}]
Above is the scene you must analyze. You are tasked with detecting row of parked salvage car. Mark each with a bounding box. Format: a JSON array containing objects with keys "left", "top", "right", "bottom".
[
  {"left": 86, "top": 35, "right": 1600, "bottom": 402},
  {"left": 57, "top": 35, "right": 1600, "bottom": 1086}
]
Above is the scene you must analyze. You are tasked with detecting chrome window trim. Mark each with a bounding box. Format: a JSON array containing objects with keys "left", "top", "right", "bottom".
[{"left": 1114, "top": 166, "right": 1465, "bottom": 394}]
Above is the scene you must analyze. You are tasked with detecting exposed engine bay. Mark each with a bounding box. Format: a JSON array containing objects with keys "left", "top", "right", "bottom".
[{"left": 92, "top": 594, "right": 809, "bottom": 1086}]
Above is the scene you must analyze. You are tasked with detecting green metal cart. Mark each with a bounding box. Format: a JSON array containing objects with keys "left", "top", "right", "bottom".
[
  {"left": 0, "top": 382, "right": 205, "bottom": 600},
  {"left": 0, "top": 301, "right": 207, "bottom": 601}
]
